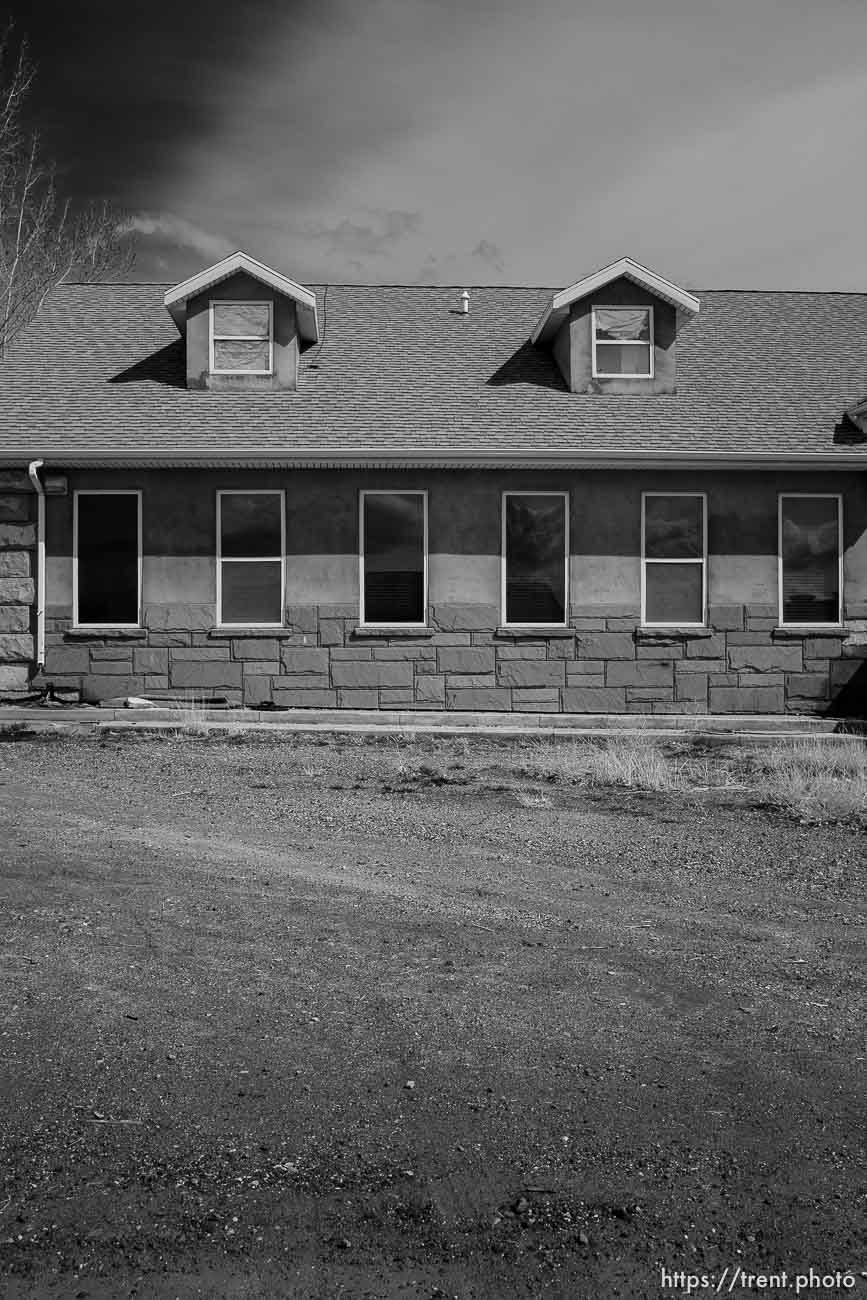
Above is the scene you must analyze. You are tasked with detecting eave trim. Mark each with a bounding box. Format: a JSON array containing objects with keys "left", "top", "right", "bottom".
[
  {"left": 531, "top": 256, "right": 701, "bottom": 345},
  {"left": 3, "top": 449, "right": 867, "bottom": 471},
  {"left": 163, "top": 250, "right": 319, "bottom": 343}
]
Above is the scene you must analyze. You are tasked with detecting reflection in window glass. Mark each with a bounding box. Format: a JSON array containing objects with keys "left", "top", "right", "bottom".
[
  {"left": 780, "top": 496, "right": 840, "bottom": 625},
  {"left": 211, "top": 300, "right": 272, "bottom": 374},
  {"left": 643, "top": 494, "right": 705, "bottom": 625},
  {"left": 504, "top": 495, "right": 567, "bottom": 625},
  {"left": 218, "top": 492, "right": 283, "bottom": 625},
  {"left": 362, "top": 493, "right": 426, "bottom": 624},
  {"left": 593, "top": 306, "right": 653, "bottom": 377},
  {"left": 76, "top": 493, "right": 140, "bottom": 626}
]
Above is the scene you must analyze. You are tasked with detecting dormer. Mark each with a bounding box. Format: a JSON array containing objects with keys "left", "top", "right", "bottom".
[
  {"left": 531, "top": 256, "right": 700, "bottom": 395},
  {"left": 164, "top": 251, "right": 319, "bottom": 391}
]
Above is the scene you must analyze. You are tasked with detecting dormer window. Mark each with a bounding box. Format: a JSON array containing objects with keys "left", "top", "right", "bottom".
[
  {"left": 592, "top": 306, "right": 654, "bottom": 379},
  {"left": 209, "top": 301, "right": 273, "bottom": 375}
]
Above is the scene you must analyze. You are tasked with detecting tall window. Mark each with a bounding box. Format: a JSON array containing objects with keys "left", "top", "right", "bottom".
[
  {"left": 210, "top": 301, "right": 273, "bottom": 375},
  {"left": 74, "top": 491, "right": 141, "bottom": 627},
  {"left": 779, "top": 495, "right": 842, "bottom": 626},
  {"left": 642, "top": 493, "right": 706, "bottom": 626},
  {"left": 217, "top": 491, "right": 284, "bottom": 626},
  {"left": 503, "top": 493, "right": 568, "bottom": 626},
  {"left": 592, "top": 306, "right": 654, "bottom": 378},
  {"left": 360, "top": 491, "right": 427, "bottom": 626}
]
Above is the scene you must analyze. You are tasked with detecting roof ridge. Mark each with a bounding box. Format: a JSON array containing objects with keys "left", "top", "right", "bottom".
[{"left": 53, "top": 281, "right": 867, "bottom": 296}]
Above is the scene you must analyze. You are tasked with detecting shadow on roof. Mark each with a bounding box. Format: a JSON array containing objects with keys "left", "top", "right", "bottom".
[
  {"left": 833, "top": 413, "right": 867, "bottom": 445},
  {"left": 108, "top": 340, "right": 185, "bottom": 389},
  {"left": 486, "top": 340, "right": 567, "bottom": 391}
]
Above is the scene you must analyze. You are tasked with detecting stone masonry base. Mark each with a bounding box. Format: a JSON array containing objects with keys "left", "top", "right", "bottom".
[
  {"left": 0, "top": 476, "right": 35, "bottom": 695},
  {"left": 33, "top": 601, "right": 867, "bottom": 715}
]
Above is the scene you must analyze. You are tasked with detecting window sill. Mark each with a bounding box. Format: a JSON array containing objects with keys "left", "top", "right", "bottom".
[
  {"left": 636, "top": 627, "right": 712, "bottom": 641},
  {"left": 65, "top": 627, "right": 146, "bottom": 640},
  {"left": 209, "top": 628, "right": 294, "bottom": 638},
  {"left": 772, "top": 626, "right": 845, "bottom": 638},
  {"left": 353, "top": 626, "right": 434, "bottom": 639},
  {"left": 495, "top": 626, "right": 574, "bottom": 639}
]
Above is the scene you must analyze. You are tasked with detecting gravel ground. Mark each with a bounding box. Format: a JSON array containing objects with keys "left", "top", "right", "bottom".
[{"left": 0, "top": 732, "right": 864, "bottom": 1300}]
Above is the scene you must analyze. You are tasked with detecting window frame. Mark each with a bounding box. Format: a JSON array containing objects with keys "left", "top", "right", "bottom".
[
  {"left": 216, "top": 489, "right": 285, "bottom": 629},
  {"left": 641, "top": 491, "right": 707, "bottom": 629},
  {"left": 501, "top": 490, "right": 570, "bottom": 630},
  {"left": 778, "top": 492, "right": 843, "bottom": 629},
  {"left": 591, "top": 304, "right": 655, "bottom": 380},
  {"left": 73, "top": 489, "right": 143, "bottom": 630},
  {"left": 358, "top": 489, "right": 429, "bottom": 629},
  {"left": 209, "top": 299, "right": 274, "bottom": 376}
]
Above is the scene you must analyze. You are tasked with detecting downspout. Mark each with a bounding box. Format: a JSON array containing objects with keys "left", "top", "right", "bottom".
[{"left": 27, "top": 459, "right": 45, "bottom": 671}]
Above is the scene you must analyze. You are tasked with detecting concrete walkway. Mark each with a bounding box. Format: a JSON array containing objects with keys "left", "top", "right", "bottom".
[{"left": 0, "top": 703, "right": 862, "bottom": 740}]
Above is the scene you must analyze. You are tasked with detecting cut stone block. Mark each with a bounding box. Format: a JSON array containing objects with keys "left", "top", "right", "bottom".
[
  {"left": 170, "top": 660, "right": 244, "bottom": 689},
  {"left": 0, "top": 523, "right": 35, "bottom": 548},
  {"left": 318, "top": 619, "right": 344, "bottom": 646},
  {"left": 44, "top": 645, "right": 90, "bottom": 674},
  {"left": 0, "top": 552, "right": 29, "bottom": 577},
  {"left": 285, "top": 604, "right": 318, "bottom": 633},
  {"left": 437, "top": 647, "right": 495, "bottom": 674},
  {"left": 280, "top": 647, "right": 332, "bottom": 674},
  {"left": 0, "top": 577, "right": 34, "bottom": 604},
  {"left": 803, "top": 638, "right": 844, "bottom": 660},
  {"left": 727, "top": 644, "right": 803, "bottom": 672},
  {"left": 0, "top": 663, "right": 29, "bottom": 690},
  {"left": 561, "top": 687, "right": 627, "bottom": 713},
  {"left": 497, "top": 659, "right": 565, "bottom": 688},
  {"left": 331, "top": 661, "right": 413, "bottom": 689},
  {"left": 243, "top": 675, "right": 274, "bottom": 707},
  {"left": 785, "top": 673, "right": 829, "bottom": 699},
  {"left": 675, "top": 674, "right": 708, "bottom": 702},
  {"left": 576, "top": 632, "right": 635, "bottom": 660},
  {"left": 709, "top": 686, "right": 785, "bottom": 713},
  {"left": 708, "top": 604, "right": 744, "bottom": 631},
  {"left": 606, "top": 660, "right": 673, "bottom": 688},
  {"left": 233, "top": 638, "right": 281, "bottom": 661},
  {"left": 0, "top": 633, "right": 33, "bottom": 661},
  {"left": 0, "top": 605, "right": 29, "bottom": 633},
  {"left": 271, "top": 688, "right": 337, "bottom": 708},
  {"left": 337, "top": 689, "right": 380, "bottom": 708},
  {"left": 445, "top": 686, "right": 511, "bottom": 711},
  {"left": 415, "top": 674, "right": 445, "bottom": 704},
  {"left": 434, "top": 603, "right": 499, "bottom": 632},
  {"left": 133, "top": 648, "right": 169, "bottom": 675}
]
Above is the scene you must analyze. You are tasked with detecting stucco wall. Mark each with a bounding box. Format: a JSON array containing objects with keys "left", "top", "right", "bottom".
[
  {"left": 185, "top": 270, "right": 299, "bottom": 391},
  {"left": 28, "top": 467, "right": 867, "bottom": 715}
]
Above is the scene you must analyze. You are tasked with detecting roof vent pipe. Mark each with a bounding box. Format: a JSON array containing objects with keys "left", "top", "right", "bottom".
[{"left": 460, "top": 290, "right": 470, "bottom": 315}]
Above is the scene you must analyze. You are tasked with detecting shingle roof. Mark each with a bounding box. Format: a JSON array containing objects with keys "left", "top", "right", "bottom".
[{"left": 1, "top": 281, "right": 866, "bottom": 467}]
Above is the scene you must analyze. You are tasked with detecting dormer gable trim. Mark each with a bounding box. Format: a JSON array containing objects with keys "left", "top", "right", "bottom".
[
  {"left": 531, "top": 256, "right": 700, "bottom": 346},
  {"left": 846, "top": 395, "right": 867, "bottom": 434},
  {"left": 163, "top": 250, "right": 319, "bottom": 344}
]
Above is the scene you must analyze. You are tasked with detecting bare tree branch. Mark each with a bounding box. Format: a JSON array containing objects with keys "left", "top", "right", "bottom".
[{"left": 0, "top": 20, "right": 134, "bottom": 357}]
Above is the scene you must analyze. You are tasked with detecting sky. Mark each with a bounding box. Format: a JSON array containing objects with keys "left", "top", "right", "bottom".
[{"left": 7, "top": 0, "right": 867, "bottom": 288}]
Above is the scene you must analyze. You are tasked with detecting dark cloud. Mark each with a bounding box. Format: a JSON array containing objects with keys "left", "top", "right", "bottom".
[{"left": 2, "top": 1, "right": 316, "bottom": 206}]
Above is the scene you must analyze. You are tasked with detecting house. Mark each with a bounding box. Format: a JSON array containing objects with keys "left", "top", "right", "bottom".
[{"left": 0, "top": 250, "right": 866, "bottom": 716}]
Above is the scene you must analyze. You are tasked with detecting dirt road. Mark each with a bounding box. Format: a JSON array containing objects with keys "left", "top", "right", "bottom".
[{"left": 0, "top": 734, "right": 864, "bottom": 1298}]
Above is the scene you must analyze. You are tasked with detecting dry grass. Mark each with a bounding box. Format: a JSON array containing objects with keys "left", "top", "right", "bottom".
[
  {"left": 749, "top": 737, "right": 867, "bottom": 824},
  {"left": 522, "top": 733, "right": 867, "bottom": 822},
  {"left": 524, "top": 736, "right": 686, "bottom": 791}
]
